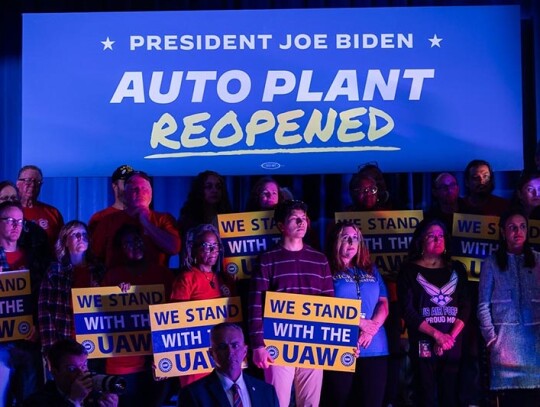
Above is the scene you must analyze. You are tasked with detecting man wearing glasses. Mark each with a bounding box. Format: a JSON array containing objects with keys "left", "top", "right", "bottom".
[
  {"left": 0, "top": 201, "right": 49, "bottom": 405},
  {"left": 16, "top": 165, "right": 64, "bottom": 251}
]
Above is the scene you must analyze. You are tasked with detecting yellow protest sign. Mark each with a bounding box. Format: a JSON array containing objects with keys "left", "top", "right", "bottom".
[
  {"left": 218, "top": 211, "right": 281, "bottom": 279},
  {"left": 150, "top": 296, "right": 242, "bottom": 378},
  {"left": 263, "top": 292, "right": 361, "bottom": 372},
  {"left": 0, "top": 270, "right": 33, "bottom": 342},
  {"left": 451, "top": 213, "right": 499, "bottom": 281},
  {"left": 335, "top": 210, "right": 423, "bottom": 275},
  {"left": 72, "top": 284, "right": 165, "bottom": 358}
]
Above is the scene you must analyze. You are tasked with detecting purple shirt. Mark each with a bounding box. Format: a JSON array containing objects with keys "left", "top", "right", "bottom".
[{"left": 248, "top": 244, "right": 334, "bottom": 348}]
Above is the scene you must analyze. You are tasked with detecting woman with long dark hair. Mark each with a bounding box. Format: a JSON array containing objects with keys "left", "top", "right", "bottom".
[
  {"left": 398, "top": 218, "right": 470, "bottom": 407},
  {"left": 478, "top": 209, "right": 540, "bottom": 405}
]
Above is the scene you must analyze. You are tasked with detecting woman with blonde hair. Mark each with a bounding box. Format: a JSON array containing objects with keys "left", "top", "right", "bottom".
[
  {"left": 38, "top": 220, "right": 105, "bottom": 355},
  {"left": 321, "top": 221, "right": 389, "bottom": 407}
]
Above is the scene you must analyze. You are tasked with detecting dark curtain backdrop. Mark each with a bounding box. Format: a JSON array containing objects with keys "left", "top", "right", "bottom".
[{"left": 1, "top": 0, "right": 539, "bottom": 258}]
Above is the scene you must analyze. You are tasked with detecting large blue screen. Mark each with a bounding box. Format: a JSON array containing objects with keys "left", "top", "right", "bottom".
[{"left": 22, "top": 6, "right": 522, "bottom": 176}]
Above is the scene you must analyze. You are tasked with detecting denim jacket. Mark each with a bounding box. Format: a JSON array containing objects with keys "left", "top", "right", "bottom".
[{"left": 478, "top": 251, "right": 540, "bottom": 389}]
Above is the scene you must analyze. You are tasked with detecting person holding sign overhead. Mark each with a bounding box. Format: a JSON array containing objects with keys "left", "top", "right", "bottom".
[
  {"left": 171, "top": 224, "right": 235, "bottom": 388},
  {"left": 321, "top": 221, "right": 389, "bottom": 407},
  {"left": 248, "top": 200, "right": 334, "bottom": 407},
  {"left": 177, "top": 322, "right": 278, "bottom": 407},
  {"left": 398, "top": 219, "right": 470, "bottom": 407},
  {"left": 477, "top": 209, "right": 540, "bottom": 406}
]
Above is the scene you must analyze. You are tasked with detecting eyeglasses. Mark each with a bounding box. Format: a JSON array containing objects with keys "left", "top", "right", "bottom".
[
  {"left": 0, "top": 217, "right": 24, "bottom": 228},
  {"left": 200, "top": 242, "right": 221, "bottom": 253},
  {"left": 70, "top": 232, "right": 88, "bottom": 241},
  {"left": 425, "top": 233, "right": 445, "bottom": 242},
  {"left": 0, "top": 195, "right": 18, "bottom": 203},
  {"left": 17, "top": 178, "right": 42, "bottom": 186},
  {"left": 353, "top": 186, "right": 378, "bottom": 195}
]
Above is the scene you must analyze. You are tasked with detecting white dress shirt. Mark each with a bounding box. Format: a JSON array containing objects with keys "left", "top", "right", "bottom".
[{"left": 215, "top": 370, "right": 252, "bottom": 407}]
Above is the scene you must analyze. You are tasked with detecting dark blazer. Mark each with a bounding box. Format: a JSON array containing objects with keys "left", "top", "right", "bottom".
[
  {"left": 177, "top": 370, "right": 279, "bottom": 407},
  {"left": 23, "top": 381, "right": 75, "bottom": 407}
]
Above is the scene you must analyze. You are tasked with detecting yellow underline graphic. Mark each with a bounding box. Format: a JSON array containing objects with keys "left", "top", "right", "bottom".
[{"left": 145, "top": 146, "right": 400, "bottom": 159}]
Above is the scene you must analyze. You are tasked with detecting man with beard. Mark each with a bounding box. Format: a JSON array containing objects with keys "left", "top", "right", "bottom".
[
  {"left": 462, "top": 159, "right": 509, "bottom": 216},
  {"left": 88, "top": 164, "right": 134, "bottom": 234},
  {"left": 178, "top": 323, "right": 278, "bottom": 407}
]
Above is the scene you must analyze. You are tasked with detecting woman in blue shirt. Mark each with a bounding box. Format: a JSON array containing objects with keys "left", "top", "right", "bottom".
[{"left": 321, "top": 221, "right": 389, "bottom": 407}]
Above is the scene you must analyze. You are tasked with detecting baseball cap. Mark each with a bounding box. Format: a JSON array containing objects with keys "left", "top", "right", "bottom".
[{"left": 112, "top": 165, "right": 134, "bottom": 182}]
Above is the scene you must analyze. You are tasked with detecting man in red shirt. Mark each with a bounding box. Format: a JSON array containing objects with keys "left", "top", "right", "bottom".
[
  {"left": 92, "top": 171, "right": 181, "bottom": 268},
  {"left": 16, "top": 165, "right": 64, "bottom": 250},
  {"left": 88, "top": 164, "right": 134, "bottom": 234}
]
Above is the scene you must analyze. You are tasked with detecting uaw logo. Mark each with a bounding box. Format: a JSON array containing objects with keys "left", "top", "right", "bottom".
[
  {"left": 341, "top": 352, "right": 356, "bottom": 367},
  {"left": 266, "top": 346, "right": 279, "bottom": 359},
  {"left": 18, "top": 321, "right": 31, "bottom": 335},
  {"left": 416, "top": 271, "right": 457, "bottom": 307},
  {"left": 82, "top": 340, "right": 96, "bottom": 354},
  {"left": 226, "top": 263, "right": 239, "bottom": 276},
  {"left": 159, "top": 358, "right": 173, "bottom": 373},
  {"left": 37, "top": 218, "right": 49, "bottom": 230}
]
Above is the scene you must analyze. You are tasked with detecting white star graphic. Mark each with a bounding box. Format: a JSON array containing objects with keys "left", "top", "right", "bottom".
[
  {"left": 428, "top": 34, "right": 443, "bottom": 48},
  {"left": 101, "top": 37, "right": 115, "bottom": 51}
]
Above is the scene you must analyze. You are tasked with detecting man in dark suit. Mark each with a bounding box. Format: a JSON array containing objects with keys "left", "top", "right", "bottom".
[{"left": 177, "top": 322, "right": 278, "bottom": 407}]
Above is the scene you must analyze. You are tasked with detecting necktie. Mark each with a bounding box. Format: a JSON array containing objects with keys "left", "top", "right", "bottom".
[{"left": 231, "top": 383, "right": 243, "bottom": 407}]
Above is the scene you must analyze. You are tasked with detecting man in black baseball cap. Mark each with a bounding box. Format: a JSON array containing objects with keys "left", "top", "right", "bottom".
[{"left": 88, "top": 164, "right": 134, "bottom": 233}]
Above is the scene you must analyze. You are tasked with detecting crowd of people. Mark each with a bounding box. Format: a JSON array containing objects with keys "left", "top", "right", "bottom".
[{"left": 0, "top": 159, "right": 538, "bottom": 407}]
